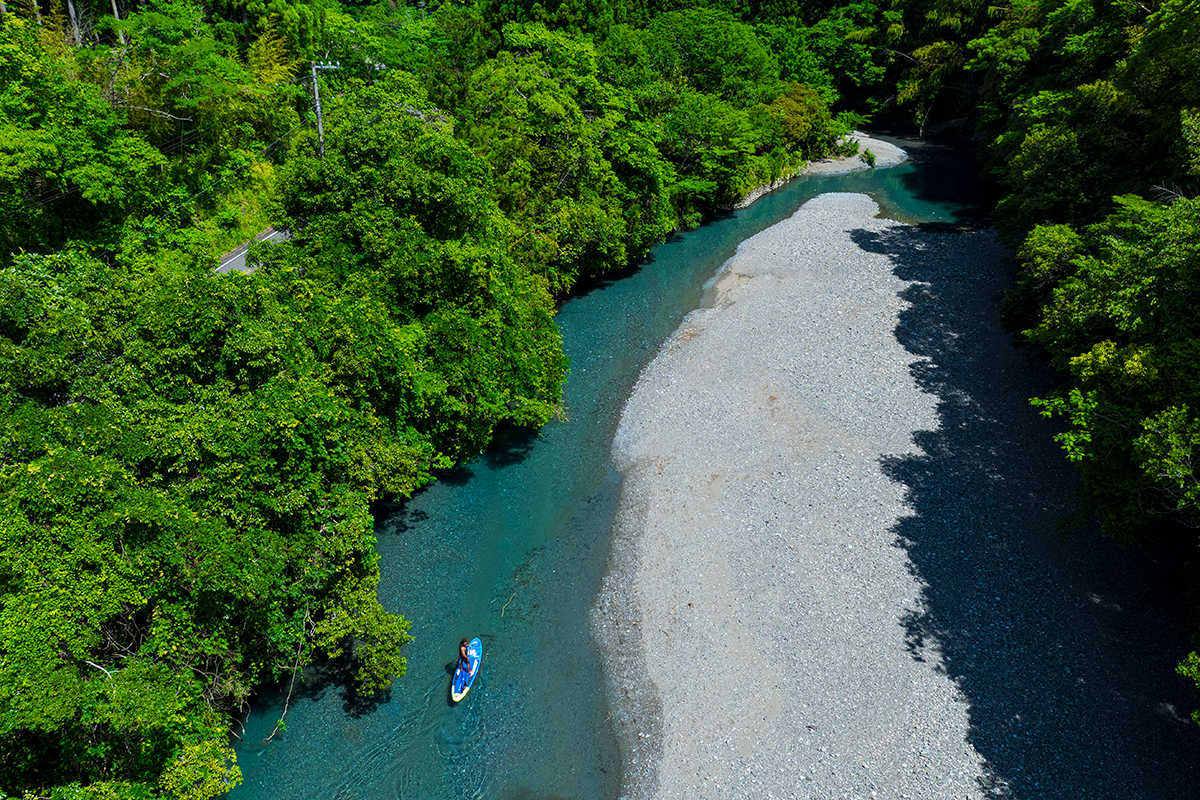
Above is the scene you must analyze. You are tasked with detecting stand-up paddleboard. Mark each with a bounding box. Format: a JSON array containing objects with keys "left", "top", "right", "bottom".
[{"left": 451, "top": 638, "right": 482, "bottom": 702}]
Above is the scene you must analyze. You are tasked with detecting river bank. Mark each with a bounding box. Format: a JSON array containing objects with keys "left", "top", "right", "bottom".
[
  {"left": 593, "top": 190, "right": 1200, "bottom": 797},
  {"left": 736, "top": 133, "right": 907, "bottom": 209},
  {"left": 231, "top": 137, "right": 959, "bottom": 800},
  {"left": 593, "top": 192, "right": 991, "bottom": 798}
]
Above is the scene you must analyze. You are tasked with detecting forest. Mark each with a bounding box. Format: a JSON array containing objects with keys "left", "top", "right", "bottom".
[{"left": 0, "top": 0, "right": 1197, "bottom": 795}]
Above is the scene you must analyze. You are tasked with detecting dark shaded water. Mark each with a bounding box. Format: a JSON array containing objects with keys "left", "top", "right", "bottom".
[{"left": 228, "top": 138, "right": 1196, "bottom": 799}]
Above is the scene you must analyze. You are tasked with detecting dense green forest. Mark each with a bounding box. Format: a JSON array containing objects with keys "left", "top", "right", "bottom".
[{"left": 0, "top": 0, "right": 1197, "bottom": 793}]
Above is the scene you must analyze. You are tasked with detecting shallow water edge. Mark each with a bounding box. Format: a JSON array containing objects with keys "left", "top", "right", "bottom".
[
  {"left": 588, "top": 143, "right": 915, "bottom": 798},
  {"left": 589, "top": 457, "right": 664, "bottom": 799}
]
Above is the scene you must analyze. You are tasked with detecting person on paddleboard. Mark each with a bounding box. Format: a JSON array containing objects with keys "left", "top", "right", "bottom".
[{"left": 458, "top": 639, "right": 471, "bottom": 673}]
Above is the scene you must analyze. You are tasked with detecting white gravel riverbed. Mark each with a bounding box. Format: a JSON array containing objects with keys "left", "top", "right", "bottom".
[
  {"left": 591, "top": 142, "right": 1200, "bottom": 799},
  {"left": 593, "top": 193, "right": 993, "bottom": 799}
]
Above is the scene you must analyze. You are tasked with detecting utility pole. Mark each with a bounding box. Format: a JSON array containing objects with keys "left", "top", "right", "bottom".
[
  {"left": 65, "top": 0, "right": 82, "bottom": 46},
  {"left": 310, "top": 61, "right": 341, "bottom": 158},
  {"left": 111, "top": 0, "right": 127, "bottom": 45}
]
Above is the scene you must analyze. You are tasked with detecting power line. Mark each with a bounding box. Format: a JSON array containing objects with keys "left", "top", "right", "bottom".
[
  {"left": 114, "top": 111, "right": 318, "bottom": 245},
  {"left": 8, "top": 59, "right": 399, "bottom": 258},
  {"left": 0, "top": 185, "right": 84, "bottom": 224}
]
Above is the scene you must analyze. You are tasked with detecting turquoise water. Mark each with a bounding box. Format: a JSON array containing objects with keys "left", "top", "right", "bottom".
[{"left": 229, "top": 138, "right": 984, "bottom": 800}]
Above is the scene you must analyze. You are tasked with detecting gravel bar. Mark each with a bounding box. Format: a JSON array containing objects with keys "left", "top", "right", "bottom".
[{"left": 591, "top": 191, "right": 1200, "bottom": 798}]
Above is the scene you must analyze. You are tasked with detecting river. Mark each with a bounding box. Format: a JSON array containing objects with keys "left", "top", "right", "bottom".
[{"left": 228, "top": 139, "right": 1196, "bottom": 798}]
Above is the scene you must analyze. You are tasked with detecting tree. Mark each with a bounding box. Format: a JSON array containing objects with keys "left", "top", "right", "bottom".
[
  {"left": 105, "top": 2, "right": 303, "bottom": 152},
  {"left": 461, "top": 23, "right": 676, "bottom": 289},
  {"left": 0, "top": 198, "right": 438, "bottom": 800},
  {"left": 1027, "top": 196, "right": 1200, "bottom": 536},
  {"left": 643, "top": 7, "right": 781, "bottom": 106},
  {"left": 0, "top": 18, "right": 164, "bottom": 260},
  {"left": 757, "top": 1, "right": 889, "bottom": 109},
  {"left": 276, "top": 70, "right": 569, "bottom": 455}
]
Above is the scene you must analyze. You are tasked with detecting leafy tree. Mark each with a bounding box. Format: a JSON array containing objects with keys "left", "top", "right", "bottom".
[
  {"left": 1181, "top": 108, "right": 1200, "bottom": 182},
  {"left": 884, "top": 0, "right": 994, "bottom": 130},
  {"left": 481, "top": 0, "right": 625, "bottom": 35},
  {"left": 1000, "top": 222, "right": 1082, "bottom": 337},
  {"left": 661, "top": 87, "right": 757, "bottom": 204},
  {"left": 105, "top": 1, "right": 303, "bottom": 152},
  {"left": 461, "top": 23, "right": 676, "bottom": 289},
  {"left": 0, "top": 222, "right": 434, "bottom": 798},
  {"left": 757, "top": 1, "right": 889, "bottom": 108},
  {"left": 0, "top": 18, "right": 164, "bottom": 259},
  {"left": 208, "top": 0, "right": 338, "bottom": 54},
  {"left": 421, "top": 2, "right": 500, "bottom": 110},
  {"left": 275, "top": 70, "right": 569, "bottom": 451},
  {"left": 972, "top": 0, "right": 1199, "bottom": 239},
  {"left": 1026, "top": 196, "right": 1200, "bottom": 535},
  {"left": 757, "top": 80, "right": 836, "bottom": 156},
  {"left": 643, "top": 7, "right": 780, "bottom": 106},
  {"left": 991, "top": 81, "right": 1154, "bottom": 238}
]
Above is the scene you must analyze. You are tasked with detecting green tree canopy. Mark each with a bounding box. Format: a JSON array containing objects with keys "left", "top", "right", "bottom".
[
  {"left": 276, "top": 71, "right": 569, "bottom": 453},
  {"left": 0, "top": 242, "right": 414, "bottom": 800},
  {"left": 0, "top": 19, "right": 164, "bottom": 259},
  {"left": 644, "top": 7, "right": 781, "bottom": 106},
  {"left": 1027, "top": 196, "right": 1200, "bottom": 536}
]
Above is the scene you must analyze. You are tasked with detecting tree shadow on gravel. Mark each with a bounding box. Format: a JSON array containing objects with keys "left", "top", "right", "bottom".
[{"left": 850, "top": 225, "right": 1200, "bottom": 799}]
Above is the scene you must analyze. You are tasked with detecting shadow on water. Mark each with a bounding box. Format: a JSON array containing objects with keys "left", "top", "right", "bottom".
[
  {"left": 237, "top": 649, "right": 394, "bottom": 740},
  {"left": 557, "top": 223, "right": 721, "bottom": 307},
  {"left": 850, "top": 224, "right": 1200, "bottom": 798},
  {"left": 370, "top": 502, "right": 428, "bottom": 536},
  {"left": 370, "top": 423, "right": 542, "bottom": 520},
  {"left": 431, "top": 462, "right": 475, "bottom": 487},
  {"left": 871, "top": 134, "right": 996, "bottom": 227},
  {"left": 481, "top": 423, "right": 540, "bottom": 470},
  {"left": 560, "top": 256, "right": 651, "bottom": 304},
  {"left": 309, "top": 657, "right": 393, "bottom": 720}
]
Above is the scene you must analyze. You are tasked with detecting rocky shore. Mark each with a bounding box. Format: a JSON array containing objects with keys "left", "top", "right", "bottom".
[
  {"left": 735, "top": 133, "right": 907, "bottom": 209},
  {"left": 592, "top": 129, "right": 1200, "bottom": 798},
  {"left": 593, "top": 192, "right": 997, "bottom": 799}
]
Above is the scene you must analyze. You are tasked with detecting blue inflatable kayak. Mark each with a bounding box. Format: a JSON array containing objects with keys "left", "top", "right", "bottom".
[{"left": 451, "top": 638, "right": 482, "bottom": 702}]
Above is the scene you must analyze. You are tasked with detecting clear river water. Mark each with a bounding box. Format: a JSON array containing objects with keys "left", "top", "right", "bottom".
[{"left": 229, "top": 138, "right": 992, "bottom": 799}]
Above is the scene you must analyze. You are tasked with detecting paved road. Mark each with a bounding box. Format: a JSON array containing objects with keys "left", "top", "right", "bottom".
[{"left": 216, "top": 228, "right": 289, "bottom": 274}]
